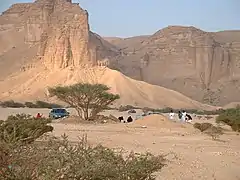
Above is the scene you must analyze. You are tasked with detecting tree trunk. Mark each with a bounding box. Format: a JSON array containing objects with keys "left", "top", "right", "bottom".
[
  {"left": 83, "top": 110, "right": 89, "bottom": 121},
  {"left": 76, "top": 108, "right": 83, "bottom": 121},
  {"left": 83, "top": 104, "right": 90, "bottom": 121},
  {"left": 90, "top": 108, "right": 101, "bottom": 120}
]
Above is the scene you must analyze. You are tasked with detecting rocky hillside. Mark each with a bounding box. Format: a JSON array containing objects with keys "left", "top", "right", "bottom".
[
  {"left": 0, "top": 0, "right": 118, "bottom": 78},
  {"left": 0, "top": 0, "right": 239, "bottom": 106},
  {"left": 106, "top": 26, "right": 240, "bottom": 106}
]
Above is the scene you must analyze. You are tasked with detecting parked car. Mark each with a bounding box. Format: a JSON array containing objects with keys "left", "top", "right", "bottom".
[
  {"left": 49, "top": 108, "right": 70, "bottom": 119},
  {"left": 128, "top": 109, "right": 137, "bottom": 114}
]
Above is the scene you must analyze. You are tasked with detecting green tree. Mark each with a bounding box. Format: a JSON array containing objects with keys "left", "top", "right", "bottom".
[{"left": 48, "top": 83, "right": 120, "bottom": 120}]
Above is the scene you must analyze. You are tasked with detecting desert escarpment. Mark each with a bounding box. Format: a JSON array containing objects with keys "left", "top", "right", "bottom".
[
  {"left": 0, "top": 0, "right": 97, "bottom": 73},
  {"left": 107, "top": 26, "right": 240, "bottom": 105},
  {"left": 0, "top": 1, "right": 240, "bottom": 106}
]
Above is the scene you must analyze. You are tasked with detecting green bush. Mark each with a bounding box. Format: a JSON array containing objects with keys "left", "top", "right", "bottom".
[
  {"left": 0, "top": 113, "right": 53, "bottom": 144},
  {"left": 0, "top": 113, "right": 53, "bottom": 176},
  {"left": 0, "top": 100, "right": 25, "bottom": 108},
  {"left": 0, "top": 113, "right": 165, "bottom": 179},
  {"left": 216, "top": 107, "right": 240, "bottom": 132},
  {"left": 0, "top": 135, "right": 165, "bottom": 180}
]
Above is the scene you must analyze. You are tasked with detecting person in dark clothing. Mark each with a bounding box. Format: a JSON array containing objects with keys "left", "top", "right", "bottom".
[
  {"left": 118, "top": 116, "right": 124, "bottom": 122},
  {"left": 186, "top": 114, "right": 192, "bottom": 120},
  {"left": 127, "top": 116, "right": 133, "bottom": 123},
  {"left": 178, "top": 111, "right": 182, "bottom": 120}
]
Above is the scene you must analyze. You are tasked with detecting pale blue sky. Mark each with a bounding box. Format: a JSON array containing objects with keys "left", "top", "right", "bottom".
[{"left": 1, "top": 0, "right": 240, "bottom": 37}]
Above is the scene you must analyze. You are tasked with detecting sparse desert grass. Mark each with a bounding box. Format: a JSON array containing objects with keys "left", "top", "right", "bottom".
[{"left": 0, "top": 114, "right": 165, "bottom": 180}]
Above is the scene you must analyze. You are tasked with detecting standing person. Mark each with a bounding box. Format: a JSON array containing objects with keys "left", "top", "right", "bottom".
[
  {"left": 169, "top": 109, "right": 175, "bottom": 120},
  {"left": 178, "top": 111, "right": 182, "bottom": 121},
  {"left": 181, "top": 110, "right": 187, "bottom": 122}
]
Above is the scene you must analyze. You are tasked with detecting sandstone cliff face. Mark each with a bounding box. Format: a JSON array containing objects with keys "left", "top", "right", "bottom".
[
  {"left": 89, "top": 32, "right": 121, "bottom": 66},
  {"left": 108, "top": 26, "right": 240, "bottom": 105},
  {"left": 1, "top": 1, "right": 240, "bottom": 106},
  {"left": 27, "top": 0, "right": 91, "bottom": 69},
  {"left": 0, "top": 0, "right": 92, "bottom": 71}
]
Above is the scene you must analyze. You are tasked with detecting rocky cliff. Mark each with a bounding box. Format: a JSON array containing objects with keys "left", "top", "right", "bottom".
[
  {"left": 0, "top": 0, "right": 106, "bottom": 72},
  {"left": 0, "top": 1, "right": 240, "bottom": 106},
  {"left": 107, "top": 26, "right": 240, "bottom": 105}
]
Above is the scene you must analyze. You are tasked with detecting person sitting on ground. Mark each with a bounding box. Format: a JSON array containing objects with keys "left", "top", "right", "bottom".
[
  {"left": 127, "top": 116, "right": 133, "bottom": 123},
  {"left": 169, "top": 109, "right": 175, "bottom": 120},
  {"left": 36, "top": 113, "right": 42, "bottom": 118},
  {"left": 186, "top": 114, "right": 192, "bottom": 122},
  {"left": 118, "top": 116, "right": 124, "bottom": 123}
]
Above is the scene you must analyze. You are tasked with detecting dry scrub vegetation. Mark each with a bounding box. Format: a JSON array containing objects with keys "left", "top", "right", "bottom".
[
  {"left": 216, "top": 107, "right": 240, "bottom": 132},
  {"left": 193, "top": 122, "right": 223, "bottom": 140},
  {"left": 0, "top": 100, "right": 62, "bottom": 109},
  {"left": 193, "top": 107, "right": 240, "bottom": 140},
  {"left": 0, "top": 113, "right": 165, "bottom": 180}
]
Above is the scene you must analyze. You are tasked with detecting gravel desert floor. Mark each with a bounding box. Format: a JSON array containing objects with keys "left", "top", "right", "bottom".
[{"left": 1, "top": 107, "right": 240, "bottom": 180}]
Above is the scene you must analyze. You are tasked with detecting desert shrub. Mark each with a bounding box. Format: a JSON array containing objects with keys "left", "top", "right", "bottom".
[
  {"left": 0, "top": 135, "right": 165, "bottom": 180},
  {"left": 204, "top": 126, "right": 224, "bottom": 140},
  {"left": 35, "top": 100, "right": 62, "bottom": 109},
  {"left": 49, "top": 83, "right": 120, "bottom": 120},
  {"left": 0, "top": 113, "right": 53, "bottom": 144},
  {"left": 119, "top": 105, "right": 139, "bottom": 112},
  {"left": 0, "top": 100, "right": 25, "bottom": 108},
  {"left": 216, "top": 107, "right": 240, "bottom": 132},
  {"left": 193, "top": 122, "right": 213, "bottom": 132},
  {"left": 193, "top": 122, "right": 223, "bottom": 140}
]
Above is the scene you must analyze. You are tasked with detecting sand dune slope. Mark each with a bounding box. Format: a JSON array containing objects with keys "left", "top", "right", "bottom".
[{"left": 0, "top": 66, "right": 217, "bottom": 110}]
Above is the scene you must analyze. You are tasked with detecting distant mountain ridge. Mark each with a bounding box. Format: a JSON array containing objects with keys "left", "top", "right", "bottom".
[
  {"left": 0, "top": 0, "right": 239, "bottom": 106},
  {"left": 104, "top": 26, "right": 240, "bottom": 106}
]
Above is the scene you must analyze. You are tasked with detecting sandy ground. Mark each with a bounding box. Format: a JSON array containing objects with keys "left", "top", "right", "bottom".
[{"left": 1, "top": 108, "right": 240, "bottom": 180}]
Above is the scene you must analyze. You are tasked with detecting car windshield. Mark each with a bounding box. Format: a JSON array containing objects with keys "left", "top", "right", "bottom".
[{"left": 53, "top": 109, "right": 67, "bottom": 113}]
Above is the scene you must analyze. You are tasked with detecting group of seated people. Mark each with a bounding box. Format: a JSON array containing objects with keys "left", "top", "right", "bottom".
[{"left": 118, "top": 116, "right": 133, "bottom": 123}]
